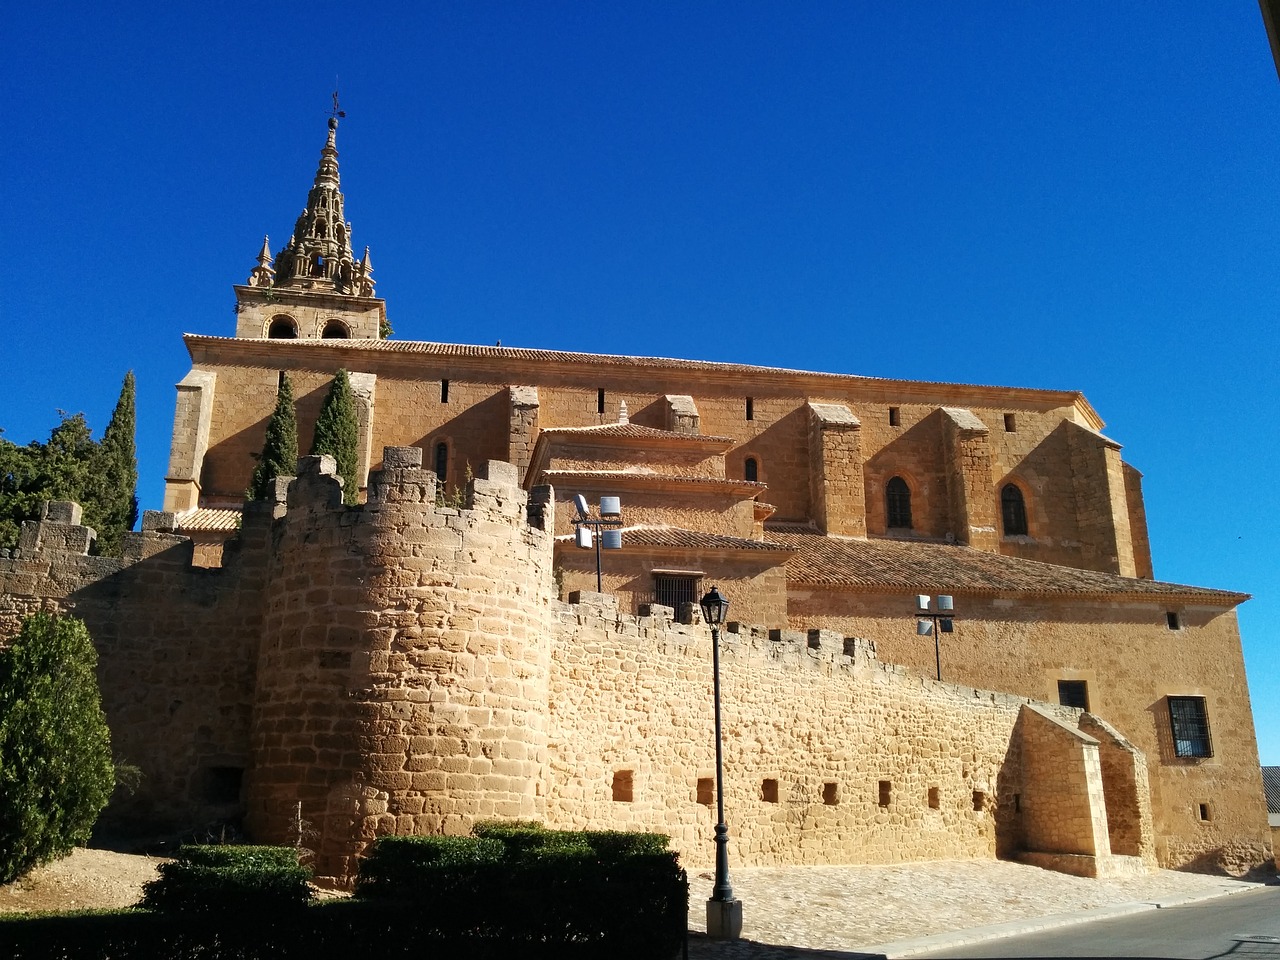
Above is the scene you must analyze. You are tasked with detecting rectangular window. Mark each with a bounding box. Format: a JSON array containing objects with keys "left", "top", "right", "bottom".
[
  {"left": 697, "top": 778, "right": 714, "bottom": 806},
  {"left": 822, "top": 782, "right": 838, "bottom": 806},
  {"left": 1057, "top": 679, "right": 1089, "bottom": 711},
  {"left": 761, "top": 779, "right": 779, "bottom": 803},
  {"left": 612, "top": 770, "right": 633, "bottom": 802},
  {"left": 878, "top": 780, "right": 891, "bottom": 807},
  {"left": 653, "top": 574, "right": 698, "bottom": 615},
  {"left": 746, "top": 397, "right": 754, "bottom": 421},
  {"left": 889, "top": 407, "right": 900, "bottom": 426},
  {"left": 1167, "top": 611, "right": 1182, "bottom": 630},
  {"left": 1169, "top": 696, "right": 1213, "bottom": 758},
  {"left": 441, "top": 379, "right": 450, "bottom": 403},
  {"left": 597, "top": 388, "right": 605, "bottom": 414},
  {"left": 1004, "top": 413, "right": 1017, "bottom": 432}
]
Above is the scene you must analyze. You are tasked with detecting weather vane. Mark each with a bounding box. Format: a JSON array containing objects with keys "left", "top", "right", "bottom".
[{"left": 331, "top": 85, "right": 346, "bottom": 120}]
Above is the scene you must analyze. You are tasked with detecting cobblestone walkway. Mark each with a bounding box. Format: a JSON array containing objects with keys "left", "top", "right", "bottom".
[{"left": 685, "top": 860, "right": 1261, "bottom": 958}]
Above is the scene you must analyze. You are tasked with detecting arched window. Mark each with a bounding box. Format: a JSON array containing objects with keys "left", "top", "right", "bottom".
[
  {"left": 434, "top": 442, "right": 448, "bottom": 483},
  {"left": 1001, "top": 483, "right": 1028, "bottom": 536},
  {"left": 267, "top": 316, "right": 297, "bottom": 339},
  {"left": 321, "top": 319, "right": 349, "bottom": 339},
  {"left": 886, "top": 476, "right": 912, "bottom": 529},
  {"left": 744, "top": 457, "right": 759, "bottom": 482}
]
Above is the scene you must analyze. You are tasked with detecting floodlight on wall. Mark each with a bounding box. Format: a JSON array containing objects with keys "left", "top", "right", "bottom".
[
  {"left": 571, "top": 495, "right": 625, "bottom": 593},
  {"left": 914, "top": 594, "right": 957, "bottom": 681}
]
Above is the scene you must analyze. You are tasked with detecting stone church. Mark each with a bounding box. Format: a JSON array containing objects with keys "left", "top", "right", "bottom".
[{"left": 0, "top": 118, "right": 1270, "bottom": 885}]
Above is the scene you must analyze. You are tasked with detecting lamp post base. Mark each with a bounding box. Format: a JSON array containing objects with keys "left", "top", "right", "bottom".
[{"left": 706, "top": 898, "right": 743, "bottom": 940}]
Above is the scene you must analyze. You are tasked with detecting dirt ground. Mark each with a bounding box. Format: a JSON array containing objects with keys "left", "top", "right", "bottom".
[{"left": 0, "top": 847, "right": 165, "bottom": 915}]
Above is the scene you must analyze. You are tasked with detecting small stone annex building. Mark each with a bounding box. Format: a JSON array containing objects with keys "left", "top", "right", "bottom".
[{"left": 0, "top": 119, "right": 1272, "bottom": 885}]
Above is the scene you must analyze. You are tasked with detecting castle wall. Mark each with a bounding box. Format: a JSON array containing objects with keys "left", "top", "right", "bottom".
[{"left": 787, "top": 589, "right": 1272, "bottom": 873}]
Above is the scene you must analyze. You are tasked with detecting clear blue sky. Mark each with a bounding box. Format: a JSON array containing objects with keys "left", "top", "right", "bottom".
[{"left": 3, "top": 4, "right": 1278, "bottom": 761}]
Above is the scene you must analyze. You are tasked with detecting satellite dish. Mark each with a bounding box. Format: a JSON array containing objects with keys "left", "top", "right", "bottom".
[{"left": 573, "top": 494, "right": 589, "bottom": 518}]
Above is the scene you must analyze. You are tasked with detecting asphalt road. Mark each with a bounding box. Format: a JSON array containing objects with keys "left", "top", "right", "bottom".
[{"left": 915, "top": 885, "right": 1280, "bottom": 959}]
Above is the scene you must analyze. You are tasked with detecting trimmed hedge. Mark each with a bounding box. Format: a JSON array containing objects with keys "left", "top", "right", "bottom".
[
  {"left": 139, "top": 845, "right": 313, "bottom": 915},
  {"left": 354, "top": 824, "right": 687, "bottom": 956}
]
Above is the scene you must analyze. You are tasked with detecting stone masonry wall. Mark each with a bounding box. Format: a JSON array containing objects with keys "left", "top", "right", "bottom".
[{"left": 244, "top": 451, "right": 557, "bottom": 884}]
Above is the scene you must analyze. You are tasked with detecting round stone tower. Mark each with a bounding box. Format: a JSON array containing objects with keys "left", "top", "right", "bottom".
[{"left": 244, "top": 449, "right": 556, "bottom": 885}]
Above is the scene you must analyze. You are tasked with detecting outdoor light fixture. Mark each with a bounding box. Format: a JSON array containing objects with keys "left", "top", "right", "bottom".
[
  {"left": 700, "top": 585, "right": 742, "bottom": 940},
  {"left": 571, "top": 495, "right": 624, "bottom": 592},
  {"left": 915, "top": 594, "right": 956, "bottom": 681}
]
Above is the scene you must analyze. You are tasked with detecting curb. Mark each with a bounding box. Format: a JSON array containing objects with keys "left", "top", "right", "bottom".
[{"left": 869, "top": 882, "right": 1261, "bottom": 958}]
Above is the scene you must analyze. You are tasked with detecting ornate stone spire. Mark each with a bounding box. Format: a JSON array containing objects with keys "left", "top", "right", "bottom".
[
  {"left": 246, "top": 236, "right": 274, "bottom": 287},
  {"left": 269, "top": 117, "right": 375, "bottom": 296}
]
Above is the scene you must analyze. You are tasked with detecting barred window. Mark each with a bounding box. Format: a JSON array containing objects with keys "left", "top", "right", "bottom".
[
  {"left": 654, "top": 574, "right": 698, "bottom": 614},
  {"left": 1169, "top": 696, "right": 1213, "bottom": 758},
  {"left": 886, "top": 476, "right": 912, "bottom": 529},
  {"left": 1001, "top": 484, "right": 1028, "bottom": 536}
]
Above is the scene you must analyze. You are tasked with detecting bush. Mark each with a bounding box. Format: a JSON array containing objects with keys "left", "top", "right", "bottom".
[
  {"left": 0, "top": 614, "right": 114, "bottom": 883},
  {"left": 139, "top": 845, "right": 313, "bottom": 915}
]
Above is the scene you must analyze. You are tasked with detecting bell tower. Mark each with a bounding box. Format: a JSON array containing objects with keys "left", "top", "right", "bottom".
[{"left": 233, "top": 115, "right": 387, "bottom": 340}]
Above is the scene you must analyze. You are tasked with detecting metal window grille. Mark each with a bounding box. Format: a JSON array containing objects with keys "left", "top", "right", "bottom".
[
  {"left": 886, "top": 477, "right": 912, "bottom": 529},
  {"left": 1057, "top": 679, "right": 1089, "bottom": 710},
  {"left": 653, "top": 575, "right": 698, "bottom": 614},
  {"left": 1001, "top": 484, "right": 1028, "bottom": 536},
  {"left": 1169, "top": 696, "right": 1213, "bottom": 758}
]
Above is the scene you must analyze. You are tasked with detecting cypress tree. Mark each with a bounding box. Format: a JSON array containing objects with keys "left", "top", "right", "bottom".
[
  {"left": 310, "top": 369, "right": 360, "bottom": 505},
  {"left": 93, "top": 372, "right": 139, "bottom": 556},
  {"left": 248, "top": 374, "right": 299, "bottom": 500},
  {"left": 0, "top": 613, "right": 115, "bottom": 883}
]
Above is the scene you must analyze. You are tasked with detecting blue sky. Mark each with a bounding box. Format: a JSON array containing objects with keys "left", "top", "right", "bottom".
[{"left": 3, "top": 4, "right": 1279, "bottom": 762}]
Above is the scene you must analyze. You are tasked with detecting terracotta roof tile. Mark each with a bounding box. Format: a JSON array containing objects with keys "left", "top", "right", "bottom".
[
  {"left": 175, "top": 508, "right": 243, "bottom": 532},
  {"left": 768, "top": 531, "right": 1248, "bottom": 604},
  {"left": 538, "top": 422, "right": 735, "bottom": 443}
]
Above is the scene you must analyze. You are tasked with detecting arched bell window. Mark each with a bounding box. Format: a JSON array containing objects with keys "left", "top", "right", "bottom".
[
  {"left": 1001, "top": 483, "right": 1028, "bottom": 536},
  {"left": 886, "top": 476, "right": 912, "bottom": 529},
  {"left": 267, "top": 315, "right": 298, "bottom": 339},
  {"left": 321, "top": 319, "right": 350, "bottom": 339},
  {"left": 744, "top": 457, "right": 759, "bottom": 482}
]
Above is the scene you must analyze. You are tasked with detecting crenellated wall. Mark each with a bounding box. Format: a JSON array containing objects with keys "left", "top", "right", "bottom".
[{"left": 0, "top": 451, "right": 1269, "bottom": 885}]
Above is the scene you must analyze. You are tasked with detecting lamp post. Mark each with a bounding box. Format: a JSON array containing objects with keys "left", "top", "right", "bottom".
[
  {"left": 571, "top": 495, "right": 623, "bottom": 593},
  {"left": 915, "top": 594, "right": 955, "bottom": 681},
  {"left": 700, "top": 585, "right": 742, "bottom": 940}
]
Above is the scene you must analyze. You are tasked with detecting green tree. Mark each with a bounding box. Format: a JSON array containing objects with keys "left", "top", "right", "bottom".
[
  {"left": 310, "top": 369, "right": 360, "bottom": 505},
  {"left": 0, "top": 613, "right": 115, "bottom": 883},
  {"left": 0, "top": 414, "right": 98, "bottom": 552},
  {"left": 92, "top": 372, "right": 139, "bottom": 557},
  {"left": 248, "top": 374, "right": 299, "bottom": 500}
]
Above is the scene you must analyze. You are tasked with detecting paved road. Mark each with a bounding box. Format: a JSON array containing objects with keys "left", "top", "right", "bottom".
[{"left": 915, "top": 885, "right": 1280, "bottom": 959}]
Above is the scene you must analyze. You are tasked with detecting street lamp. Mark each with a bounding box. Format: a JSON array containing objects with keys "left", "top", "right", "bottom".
[
  {"left": 571, "top": 494, "right": 623, "bottom": 593},
  {"left": 915, "top": 594, "right": 955, "bottom": 681},
  {"left": 700, "top": 585, "right": 742, "bottom": 940}
]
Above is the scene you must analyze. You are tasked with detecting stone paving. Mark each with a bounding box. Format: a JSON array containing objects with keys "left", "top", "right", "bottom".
[{"left": 684, "top": 860, "right": 1264, "bottom": 959}]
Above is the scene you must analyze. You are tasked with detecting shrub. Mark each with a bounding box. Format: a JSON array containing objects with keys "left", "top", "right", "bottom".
[
  {"left": 138, "top": 844, "right": 313, "bottom": 915},
  {"left": 0, "top": 614, "right": 114, "bottom": 883}
]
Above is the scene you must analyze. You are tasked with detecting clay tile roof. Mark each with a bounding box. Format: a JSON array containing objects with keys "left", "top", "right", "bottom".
[
  {"left": 538, "top": 423, "right": 735, "bottom": 444},
  {"left": 175, "top": 508, "right": 243, "bottom": 533},
  {"left": 767, "top": 530, "right": 1249, "bottom": 604},
  {"left": 557, "top": 525, "right": 790, "bottom": 553},
  {"left": 1262, "top": 767, "right": 1280, "bottom": 815}
]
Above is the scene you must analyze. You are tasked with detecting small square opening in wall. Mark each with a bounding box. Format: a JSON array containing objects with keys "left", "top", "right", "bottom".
[
  {"left": 878, "top": 780, "right": 892, "bottom": 807},
  {"left": 927, "top": 786, "right": 940, "bottom": 809},
  {"left": 1198, "top": 802, "right": 1213, "bottom": 822},
  {"left": 889, "top": 406, "right": 900, "bottom": 426},
  {"left": 762, "top": 779, "right": 779, "bottom": 803},
  {"left": 822, "top": 782, "right": 839, "bottom": 806},
  {"left": 1167, "top": 611, "right": 1182, "bottom": 630},
  {"left": 697, "top": 778, "right": 714, "bottom": 806},
  {"left": 973, "top": 790, "right": 987, "bottom": 812},
  {"left": 612, "top": 770, "right": 633, "bottom": 802},
  {"left": 1004, "top": 413, "right": 1017, "bottom": 432}
]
